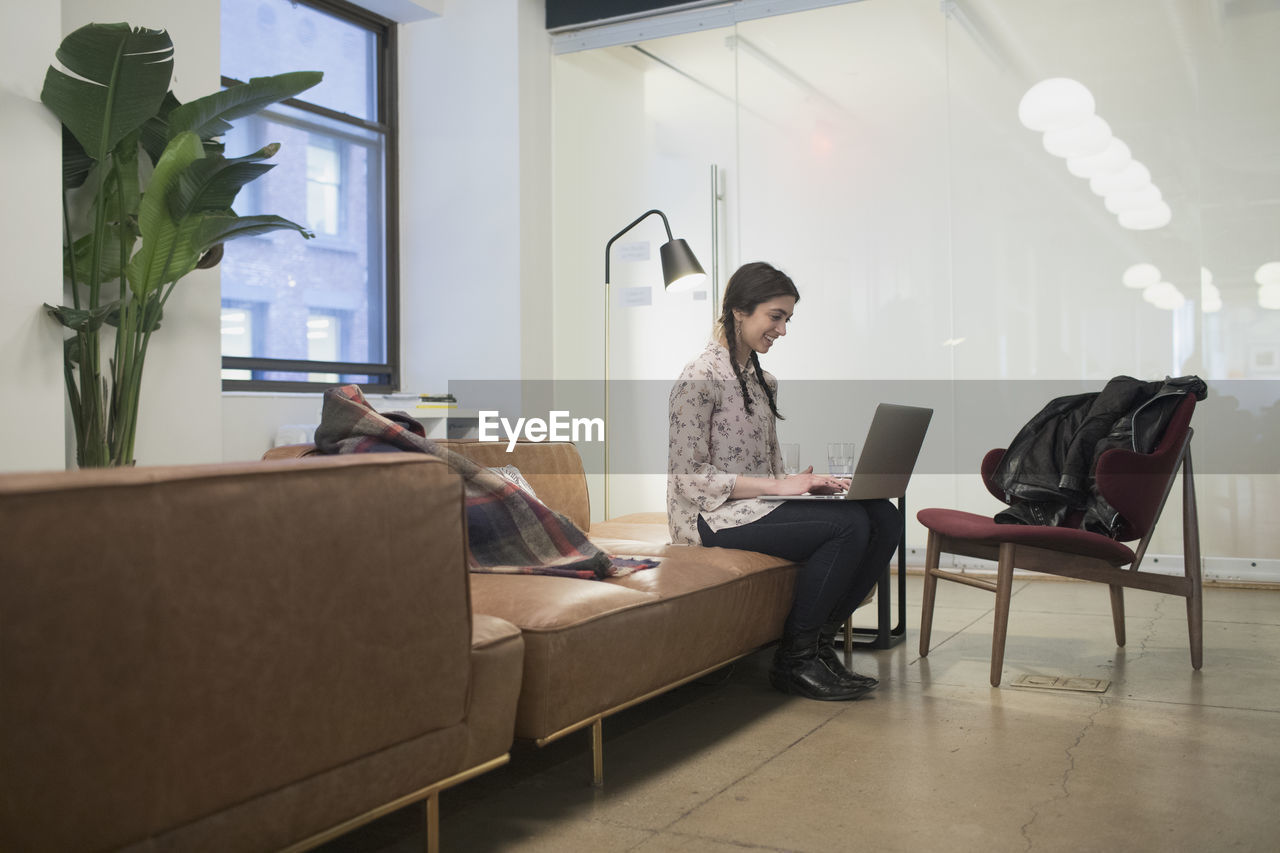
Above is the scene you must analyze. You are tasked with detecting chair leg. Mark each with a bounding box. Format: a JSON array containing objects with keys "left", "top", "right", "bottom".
[
  {"left": 1183, "top": 450, "right": 1203, "bottom": 670},
  {"left": 1109, "top": 585, "right": 1126, "bottom": 647},
  {"left": 919, "top": 531, "right": 941, "bottom": 657},
  {"left": 990, "top": 542, "right": 1016, "bottom": 687}
]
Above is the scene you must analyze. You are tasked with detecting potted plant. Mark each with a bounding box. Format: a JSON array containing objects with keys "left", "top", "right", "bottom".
[{"left": 41, "top": 22, "right": 322, "bottom": 467}]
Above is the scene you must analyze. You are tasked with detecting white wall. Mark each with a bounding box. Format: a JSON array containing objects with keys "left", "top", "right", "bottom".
[
  {"left": 0, "top": 2, "right": 72, "bottom": 471},
  {"left": 398, "top": 0, "right": 540, "bottom": 391}
]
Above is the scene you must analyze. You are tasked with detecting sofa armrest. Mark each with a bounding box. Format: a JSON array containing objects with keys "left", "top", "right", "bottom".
[
  {"left": 463, "top": 614, "right": 524, "bottom": 767},
  {"left": 0, "top": 455, "right": 476, "bottom": 852}
]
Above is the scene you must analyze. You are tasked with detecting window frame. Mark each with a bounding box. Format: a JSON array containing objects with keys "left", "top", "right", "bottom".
[{"left": 219, "top": 0, "right": 400, "bottom": 394}]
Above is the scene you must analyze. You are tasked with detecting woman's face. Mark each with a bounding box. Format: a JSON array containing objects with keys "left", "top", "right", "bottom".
[{"left": 734, "top": 296, "right": 795, "bottom": 358}]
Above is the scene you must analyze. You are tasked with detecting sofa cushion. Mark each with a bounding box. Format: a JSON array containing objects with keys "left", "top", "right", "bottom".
[{"left": 470, "top": 538, "right": 796, "bottom": 740}]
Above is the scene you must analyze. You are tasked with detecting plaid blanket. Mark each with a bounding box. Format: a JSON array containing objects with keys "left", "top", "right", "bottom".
[{"left": 314, "top": 385, "right": 655, "bottom": 579}]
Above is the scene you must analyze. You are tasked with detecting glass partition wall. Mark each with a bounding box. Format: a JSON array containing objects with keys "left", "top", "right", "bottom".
[{"left": 552, "top": 0, "right": 1280, "bottom": 578}]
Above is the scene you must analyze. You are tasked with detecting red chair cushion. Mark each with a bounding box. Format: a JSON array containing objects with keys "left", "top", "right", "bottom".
[{"left": 917, "top": 508, "right": 1136, "bottom": 566}]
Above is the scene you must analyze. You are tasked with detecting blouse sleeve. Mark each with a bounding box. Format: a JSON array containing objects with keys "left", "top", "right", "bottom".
[{"left": 667, "top": 373, "right": 737, "bottom": 512}]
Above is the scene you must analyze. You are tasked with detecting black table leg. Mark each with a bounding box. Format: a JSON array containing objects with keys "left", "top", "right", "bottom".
[{"left": 846, "top": 494, "right": 907, "bottom": 650}]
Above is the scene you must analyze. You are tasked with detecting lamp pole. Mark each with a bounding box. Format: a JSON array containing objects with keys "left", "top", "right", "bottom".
[{"left": 602, "top": 210, "right": 706, "bottom": 520}]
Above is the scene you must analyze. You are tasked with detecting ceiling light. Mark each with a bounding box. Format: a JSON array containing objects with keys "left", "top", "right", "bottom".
[
  {"left": 1122, "top": 263, "right": 1161, "bottom": 289},
  {"left": 1256, "top": 262, "right": 1280, "bottom": 287},
  {"left": 1105, "top": 184, "right": 1163, "bottom": 215},
  {"left": 1142, "top": 282, "right": 1170, "bottom": 304},
  {"left": 1019, "top": 78, "right": 1168, "bottom": 232},
  {"left": 1259, "top": 282, "right": 1280, "bottom": 310},
  {"left": 1042, "top": 115, "right": 1112, "bottom": 159},
  {"left": 1018, "top": 78, "right": 1096, "bottom": 131},
  {"left": 1119, "top": 202, "right": 1172, "bottom": 230},
  {"left": 1156, "top": 288, "right": 1186, "bottom": 311},
  {"left": 1066, "top": 138, "right": 1131, "bottom": 178},
  {"left": 1143, "top": 281, "right": 1185, "bottom": 310},
  {"left": 1198, "top": 277, "right": 1218, "bottom": 311},
  {"left": 1090, "top": 161, "right": 1152, "bottom": 196}
]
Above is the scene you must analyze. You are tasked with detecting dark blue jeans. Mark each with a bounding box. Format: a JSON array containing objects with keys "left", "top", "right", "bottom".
[{"left": 697, "top": 499, "right": 903, "bottom": 636}]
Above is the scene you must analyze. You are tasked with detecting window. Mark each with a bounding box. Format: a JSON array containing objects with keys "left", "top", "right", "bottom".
[
  {"left": 220, "top": 301, "right": 265, "bottom": 381},
  {"left": 305, "top": 138, "right": 342, "bottom": 237},
  {"left": 219, "top": 0, "right": 398, "bottom": 392},
  {"left": 305, "top": 309, "right": 346, "bottom": 383}
]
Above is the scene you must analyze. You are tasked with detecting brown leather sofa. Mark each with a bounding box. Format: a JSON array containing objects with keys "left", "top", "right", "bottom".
[
  {"left": 264, "top": 439, "right": 801, "bottom": 786},
  {"left": 0, "top": 454, "right": 523, "bottom": 853}
]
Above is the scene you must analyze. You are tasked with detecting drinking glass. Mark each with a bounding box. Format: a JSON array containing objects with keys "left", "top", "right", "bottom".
[
  {"left": 827, "top": 442, "right": 856, "bottom": 476},
  {"left": 780, "top": 443, "right": 800, "bottom": 475}
]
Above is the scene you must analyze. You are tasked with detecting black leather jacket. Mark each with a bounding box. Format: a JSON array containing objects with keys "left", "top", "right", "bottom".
[{"left": 991, "top": 375, "right": 1207, "bottom": 536}]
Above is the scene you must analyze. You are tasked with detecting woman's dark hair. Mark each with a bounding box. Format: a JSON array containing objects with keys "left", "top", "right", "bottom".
[{"left": 719, "top": 261, "right": 799, "bottom": 418}]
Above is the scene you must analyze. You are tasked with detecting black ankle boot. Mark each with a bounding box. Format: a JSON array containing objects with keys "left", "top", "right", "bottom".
[
  {"left": 769, "top": 633, "right": 870, "bottom": 701},
  {"left": 818, "top": 622, "right": 879, "bottom": 689}
]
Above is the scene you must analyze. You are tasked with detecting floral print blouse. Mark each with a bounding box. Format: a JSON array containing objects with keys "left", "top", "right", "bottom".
[{"left": 667, "top": 340, "right": 785, "bottom": 545}]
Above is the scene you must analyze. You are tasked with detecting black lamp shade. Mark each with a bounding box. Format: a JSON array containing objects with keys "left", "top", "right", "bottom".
[{"left": 660, "top": 238, "right": 706, "bottom": 291}]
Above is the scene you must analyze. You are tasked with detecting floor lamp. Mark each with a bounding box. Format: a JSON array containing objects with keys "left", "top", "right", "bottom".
[{"left": 603, "top": 209, "right": 705, "bottom": 519}]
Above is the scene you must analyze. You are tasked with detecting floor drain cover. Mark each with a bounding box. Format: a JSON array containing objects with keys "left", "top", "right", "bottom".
[{"left": 1010, "top": 674, "right": 1110, "bottom": 693}]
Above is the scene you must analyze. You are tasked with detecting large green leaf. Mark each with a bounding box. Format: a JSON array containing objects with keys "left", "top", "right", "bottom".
[
  {"left": 62, "top": 126, "right": 94, "bottom": 189},
  {"left": 193, "top": 212, "right": 314, "bottom": 253},
  {"left": 125, "top": 132, "right": 206, "bottom": 297},
  {"left": 167, "top": 144, "right": 279, "bottom": 220},
  {"left": 41, "top": 23, "right": 173, "bottom": 163},
  {"left": 45, "top": 302, "right": 119, "bottom": 333},
  {"left": 167, "top": 71, "right": 323, "bottom": 142},
  {"left": 65, "top": 223, "right": 137, "bottom": 287},
  {"left": 140, "top": 90, "right": 182, "bottom": 164}
]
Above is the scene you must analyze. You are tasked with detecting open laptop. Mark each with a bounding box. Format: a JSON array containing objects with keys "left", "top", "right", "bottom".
[{"left": 760, "top": 403, "right": 934, "bottom": 501}]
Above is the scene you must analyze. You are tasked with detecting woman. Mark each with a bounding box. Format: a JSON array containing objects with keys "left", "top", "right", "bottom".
[{"left": 667, "top": 261, "right": 902, "bottom": 701}]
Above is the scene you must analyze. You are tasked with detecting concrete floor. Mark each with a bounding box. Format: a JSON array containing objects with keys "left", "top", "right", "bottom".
[{"left": 320, "top": 576, "right": 1280, "bottom": 853}]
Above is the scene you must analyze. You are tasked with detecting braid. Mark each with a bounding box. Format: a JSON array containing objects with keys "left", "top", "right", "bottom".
[
  {"left": 723, "top": 312, "right": 755, "bottom": 415},
  {"left": 750, "top": 351, "right": 784, "bottom": 420},
  {"left": 717, "top": 261, "right": 800, "bottom": 420}
]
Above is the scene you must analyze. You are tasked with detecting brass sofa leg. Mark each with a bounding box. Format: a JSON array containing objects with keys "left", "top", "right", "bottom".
[
  {"left": 424, "top": 792, "right": 439, "bottom": 853},
  {"left": 591, "top": 719, "right": 604, "bottom": 788}
]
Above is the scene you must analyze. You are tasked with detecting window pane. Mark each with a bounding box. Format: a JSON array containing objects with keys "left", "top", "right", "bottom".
[
  {"left": 306, "top": 139, "right": 341, "bottom": 235},
  {"left": 220, "top": 303, "right": 257, "bottom": 381},
  {"left": 219, "top": 102, "right": 386, "bottom": 372},
  {"left": 221, "top": 0, "right": 377, "bottom": 122}
]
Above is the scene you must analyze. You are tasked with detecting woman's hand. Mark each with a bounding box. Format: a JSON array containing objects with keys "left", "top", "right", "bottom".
[
  {"left": 728, "top": 467, "right": 849, "bottom": 499},
  {"left": 780, "top": 465, "right": 849, "bottom": 496}
]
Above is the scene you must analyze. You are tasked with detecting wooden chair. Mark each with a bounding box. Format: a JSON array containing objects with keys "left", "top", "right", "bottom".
[{"left": 917, "top": 395, "right": 1201, "bottom": 686}]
